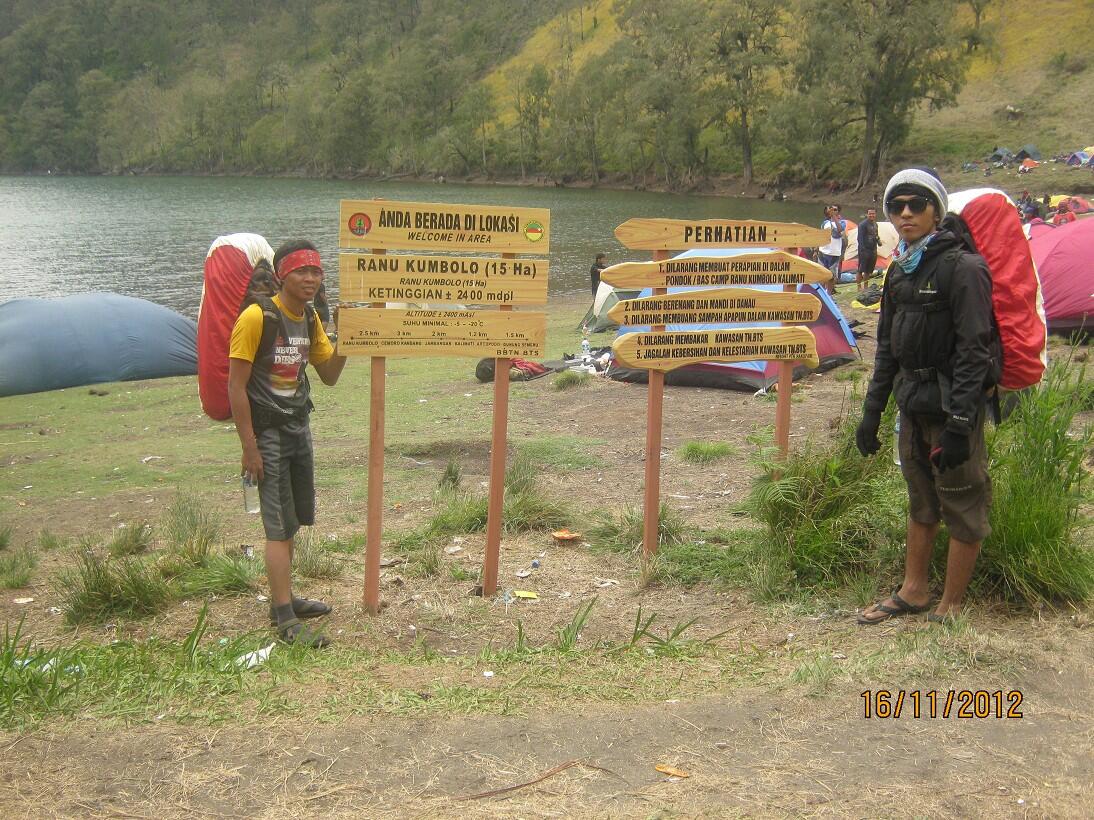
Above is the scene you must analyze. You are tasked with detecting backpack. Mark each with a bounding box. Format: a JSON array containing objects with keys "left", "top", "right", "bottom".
[
  {"left": 197, "top": 234, "right": 326, "bottom": 420},
  {"left": 946, "top": 189, "right": 1048, "bottom": 391}
]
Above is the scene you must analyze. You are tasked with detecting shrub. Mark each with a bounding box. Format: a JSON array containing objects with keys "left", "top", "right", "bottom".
[
  {"left": 0, "top": 523, "right": 12, "bottom": 551},
  {"left": 978, "top": 359, "right": 1094, "bottom": 603},
  {"left": 163, "top": 495, "right": 219, "bottom": 568},
  {"left": 107, "top": 522, "right": 154, "bottom": 557},
  {"left": 293, "top": 532, "right": 344, "bottom": 580},
  {"left": 176, "top": 553, "right": 261, "bottom": 597},
  {"left": 588, "top": 503, "right": 689, "bottom": 554},
  {"left": 554, "top": 370, "right": 591, "bottom": 390}
]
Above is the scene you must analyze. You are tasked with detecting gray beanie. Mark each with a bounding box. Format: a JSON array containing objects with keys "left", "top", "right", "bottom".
[{"left": 883, "top": 167, "right": 948, "bottom": 221}]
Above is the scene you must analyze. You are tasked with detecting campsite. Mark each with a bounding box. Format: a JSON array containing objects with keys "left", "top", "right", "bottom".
[{"left": 2, "top": 0, "right": 1094, "bottom": 817}]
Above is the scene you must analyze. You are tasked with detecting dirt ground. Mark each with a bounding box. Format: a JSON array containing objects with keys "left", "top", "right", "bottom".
[{"left": 1, "top": 296, "right": 1092, "bottom": 818}]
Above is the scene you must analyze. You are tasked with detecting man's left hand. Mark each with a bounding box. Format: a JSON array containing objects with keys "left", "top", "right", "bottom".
[{"left": 933, "top": 429, "right": 971, "bottom": 471}]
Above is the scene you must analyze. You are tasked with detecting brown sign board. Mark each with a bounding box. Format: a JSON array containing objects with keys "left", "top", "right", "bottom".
[
  {"left": 339, "top": 253, "right": 548, "bottom": 305},
  {"left": 612, "top": 326, "right": 819, "bottom": 371},
  {"left": 338, "top": 308, "right": 545, "bottom": 359},
  {"left": 600, "top": 251, "right": 832, "bottom": 289},
  {"left": 339, "top": 200, "right": 551, "bottom": 253},
  {"left": 614, "top": 219, "right": 828, "bottom": 250},
  {"left": 607, "top": 289, "right": 821, "bottom": 327}
]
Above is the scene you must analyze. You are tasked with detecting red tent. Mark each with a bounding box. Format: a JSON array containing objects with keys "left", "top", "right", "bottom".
[{"left": 1030, "top": 219, "right": 1094, "bottom": 334}]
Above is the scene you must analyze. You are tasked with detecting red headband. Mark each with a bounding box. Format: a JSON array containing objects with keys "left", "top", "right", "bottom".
[{"left": 276, "top": 249, "right": 323, "bottom": 280}]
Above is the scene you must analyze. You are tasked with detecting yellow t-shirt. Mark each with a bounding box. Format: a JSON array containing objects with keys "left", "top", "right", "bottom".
[{"left": 229, "top": 295, "right": 334, "bottom": 407}]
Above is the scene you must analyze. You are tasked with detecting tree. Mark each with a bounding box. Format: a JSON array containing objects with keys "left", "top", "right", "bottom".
[
  {"left": 710, "top": 0, "right": 781, "bottom": 186},
  {"left": 795, "top": 0, "right": 970, "bottom": 189}
]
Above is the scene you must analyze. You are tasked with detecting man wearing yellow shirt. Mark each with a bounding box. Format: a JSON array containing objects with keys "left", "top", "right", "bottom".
[{"left": 228, "top": 240, "right": 346, "bottom": 647}]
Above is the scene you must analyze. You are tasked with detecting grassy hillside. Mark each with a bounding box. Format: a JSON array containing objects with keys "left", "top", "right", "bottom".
[{"left": 889, "top": 0, "right": 1094, "bottom": 162}]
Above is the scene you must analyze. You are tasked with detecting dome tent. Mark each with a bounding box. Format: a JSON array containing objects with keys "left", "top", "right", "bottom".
[{"left": 607, "top": 248, "right": 858, "bottom": 392}]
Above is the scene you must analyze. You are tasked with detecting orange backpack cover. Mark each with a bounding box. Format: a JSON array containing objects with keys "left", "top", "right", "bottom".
[
  {"left": 948, "top": 189, "right": 1048, "bottom": 390},
  {"left": 197, "top": 234, "right": 274, "bottom": 420}
]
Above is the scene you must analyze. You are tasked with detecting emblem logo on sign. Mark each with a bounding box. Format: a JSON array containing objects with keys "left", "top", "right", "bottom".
[
  {"left": 523, "top": 220, "right": 544, "bottom": 242},
  {"left": 348, "top": 212, "right": 372, "bottom": 237}
]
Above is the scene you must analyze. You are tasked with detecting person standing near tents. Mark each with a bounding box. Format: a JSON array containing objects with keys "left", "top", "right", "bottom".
[
  {"left": 228, "top": 240, "right": 347, "bottom": 647},
  {"left": 856, "top": 207, "right": 880, "bottom": 291},
  {"left": 819, "top": 204, "right": 846, "bottom": 294},
  {"left": 589, "top": 253, "right": 608, "bottom": 297},
  {"left": 855, "top": 168, "right": 999, "bottom": 625}
]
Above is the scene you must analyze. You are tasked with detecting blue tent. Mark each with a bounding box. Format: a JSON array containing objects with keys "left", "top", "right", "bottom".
[
  {"left": 608, "top": 248, "right": 858, "bottom": 391},
  {"left": 1066, "top": 151, "right": 1090, "bottom": 166},
  {"left": 0, "top": 292, "right": 197, "bottom": 397}
]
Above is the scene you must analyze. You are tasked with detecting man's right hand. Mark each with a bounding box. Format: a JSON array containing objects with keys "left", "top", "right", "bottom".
[
  {"left": 242, "top": 442, "right": 264, "bottom": 482},
  {"left": 855, "top": 409, "right": 883, "bottom": 457}
]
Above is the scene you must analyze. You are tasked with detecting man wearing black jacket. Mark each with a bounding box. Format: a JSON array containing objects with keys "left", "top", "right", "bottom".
[
  {"left": 855, "top": 168, "right": 999, "bottom": 625},
  {"left": 856, "top": 207, "right": 879, "bottom": 291}
]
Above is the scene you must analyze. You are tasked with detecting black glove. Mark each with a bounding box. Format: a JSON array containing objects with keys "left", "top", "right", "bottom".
[
  {"left": 855, "top": 409, "right": 883, "bottom": 457},
  {"left": 932, "top": 429, "right": 971, "bottom": 472}
]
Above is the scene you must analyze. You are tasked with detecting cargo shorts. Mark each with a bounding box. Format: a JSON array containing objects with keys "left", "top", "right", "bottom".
[
  {"left": 255, "top": 425, "right": 316, "bottom": 541},
  {"left": 898, "top": 410, "right": 992, "bottom": 543}
]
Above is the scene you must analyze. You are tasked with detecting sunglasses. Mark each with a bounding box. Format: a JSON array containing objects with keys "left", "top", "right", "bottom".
[{"left": 886, "top": 195, "right": 932, "bottom": 215}]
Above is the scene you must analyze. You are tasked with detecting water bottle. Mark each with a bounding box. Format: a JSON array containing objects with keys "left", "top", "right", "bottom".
[
  {"left": 242, "top": 473, "right": 261, "bottom": 514},
  {"left": 581, "top": 338, "right": 591, "bottom": 363},
  {"left": 892, "top": 415, "right": 902, "bottom": 467}
]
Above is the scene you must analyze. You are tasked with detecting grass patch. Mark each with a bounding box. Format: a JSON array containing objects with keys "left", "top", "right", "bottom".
[
  {"left": 0, "top": 546, "right": 37, "bottom": 589},
  {"left": 518, "top": 436, "right": 605, "bottom": 470},
  {"left": 0, "top": 523, "right": 12, "bottom": 550},
  {"left": 37, "top": 530, "right": 66, "bottom": 552},
  {"left": 677, "top": 440, "right": 735, "bottom": 464},
  {"left": 553, "top": 370, "right": 591, "bottom": 390},
  {"left": 107, "top": 522, "right": 154, "bottom": 557},
  {"left": 588, "top": 503, "right": 689, "bottom": 554},
  {"left": 742, "top": 402, "right": 906, "bottom": 591},
  {"left": 294, "top": 532, "right": 344, "bottom": 580},
  {"left": 978, "top": 357, "right": 1094, "bottom": 604},
  {"left": 176, "top": 553, "right": 260, "bottom": 597},
  {"left": 163, "top": 494, "right": 220, "bottom": 569},
  {"left": 56, "top": 547, "right": 174, "bottom": 625}
]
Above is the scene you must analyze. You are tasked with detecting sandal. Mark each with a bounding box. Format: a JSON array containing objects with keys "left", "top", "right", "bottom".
[
  {"left": 277, "top": 617, "right": 330, "bottom": 648},
  {"left": 857, "top": 589, "right": 931, "bottom": 625},
  {"left": 927, "top": 612, "right": 957, "bottom": 625},
  {"left": 269, "top": 597, "right": 332, "bottom": 625}
]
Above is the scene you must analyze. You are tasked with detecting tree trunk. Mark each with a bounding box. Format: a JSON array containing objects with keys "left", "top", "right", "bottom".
[
  {"left": 856, "top": 103, "right": 877, "bottom": 191},
  {"left": 739, "top": 104, "right": 753, "bottom": 187}
]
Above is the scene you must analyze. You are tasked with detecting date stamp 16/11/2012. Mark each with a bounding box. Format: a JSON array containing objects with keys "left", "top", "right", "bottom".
[{"left": 861, "top": 690, "right": 1023, "bottom": 720}]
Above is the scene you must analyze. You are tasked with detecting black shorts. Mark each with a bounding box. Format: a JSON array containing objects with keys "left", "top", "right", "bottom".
[
  {"left": 256, "top": 425, "right": 315, "bottom": 541},
  {"left": 858, "top": 252, "right": 877, "bottom": 274}
]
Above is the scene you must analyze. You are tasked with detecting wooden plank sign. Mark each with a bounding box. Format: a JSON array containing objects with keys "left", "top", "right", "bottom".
[
  {"left": 338, "top": 253, "right": 548, "bottom": 305},
  {"left": 614, "top": 219, "right": 827, "bottom": 251},
  {"left": 340, "top": 200, "right": 551, "bottom": 253},
  {"left": 600, "top": 251, "right": 832, "bottom": 289},
  {"left": 338, "top": 308, "right": 545, "bottom": 359},
  {"left": 608, "top": 288, "right": 821, "bottom": 327},
  {"left": 612, "top": 326, "right": 819, "bottom": 371}
]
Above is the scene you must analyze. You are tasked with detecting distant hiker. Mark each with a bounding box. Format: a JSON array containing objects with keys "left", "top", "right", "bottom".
[
  {"left": 856, "top": 168, "right": 1000, "bottom": 625},
  {"left": 819, "top": 204, "right": 846, "bottom": 294},
  {"left": 1052, "top": 199, "right": 1077, "bottom": 226},
  {"left": 228, "top": 240, "right": 347, "bottom": 648},
  {"left": 590, "top": 253, "right": 608, "bottom": 296},
  {"left": 856, "top": 207, "right": 880, "bottom": 291}
]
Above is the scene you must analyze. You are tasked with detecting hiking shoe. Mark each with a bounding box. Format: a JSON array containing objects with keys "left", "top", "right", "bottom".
[
  {"left": 277, "top": 617, "right": 330, "bottom": 648},
  {"left": 268, "top": 597, "right": 331, "bottom": 625}
]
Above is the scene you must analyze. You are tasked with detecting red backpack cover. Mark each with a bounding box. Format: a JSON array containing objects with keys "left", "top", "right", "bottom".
[
  {"left": 948, "top": 189, "right": 1048, "bottom": 390},
  {"left": 197, "top": 234, "right": 274, "bottom": 420}
]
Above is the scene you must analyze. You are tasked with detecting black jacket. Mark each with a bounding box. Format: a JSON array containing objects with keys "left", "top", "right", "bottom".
[
  {"left": 864, "top": 228, "right": 999, "bottom": 434},
  {"left": 858, "top": 219, "right": 880, "bottom": 254}
]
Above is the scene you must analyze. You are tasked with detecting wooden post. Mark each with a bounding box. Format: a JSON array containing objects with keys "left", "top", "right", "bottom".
[
  {"left": 642, "top": 249, "right": 670, "bottom": 558},
  {"left": 482, "top": 253, "right": 516, "bottom": 597},
  {"left": 773, "top": 283, "right": 796, "bottom": 458},
  {"left": 364, "top": 249, "right": 387, "bottom": 616}
]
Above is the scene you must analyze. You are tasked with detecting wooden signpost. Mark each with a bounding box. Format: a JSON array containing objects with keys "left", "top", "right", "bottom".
[
  {"left": 337, "top": 199, "right": 550, "bottom": 613},
  {"left": 607, "top": 289, "right": 821, "bottom": 327},
  {"left": 339, "top": 253, "right": 548, "bottom": 306},
  {"left": 605, "top": 218, "right": 831, "bottom": 559}
]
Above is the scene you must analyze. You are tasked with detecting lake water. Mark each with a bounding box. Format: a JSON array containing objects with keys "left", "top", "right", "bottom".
[{"left": 0, "top": 175, "right": 825, "bottom": 317}]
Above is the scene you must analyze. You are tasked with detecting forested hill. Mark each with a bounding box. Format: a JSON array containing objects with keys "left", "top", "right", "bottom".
[{"left": 1, "top": 0, "right": 1092, "bottom": 188}]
